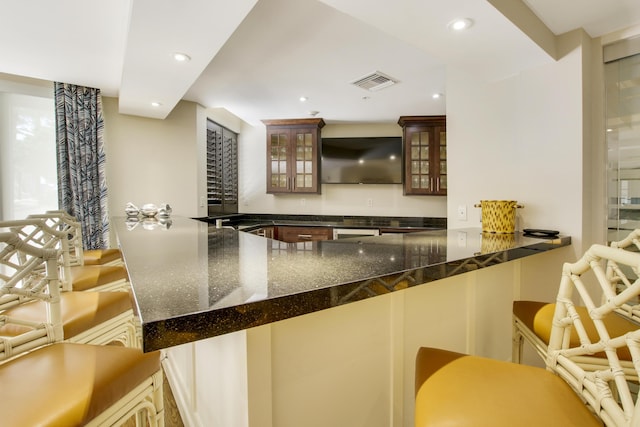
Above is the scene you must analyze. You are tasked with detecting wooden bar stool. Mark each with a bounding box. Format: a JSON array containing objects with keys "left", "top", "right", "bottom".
[
  {"left": 0, "top": 231, "right": 164, "bottom": 426},
  {"left": 415, "top": 244, "right": 640, "bottom": 426}
]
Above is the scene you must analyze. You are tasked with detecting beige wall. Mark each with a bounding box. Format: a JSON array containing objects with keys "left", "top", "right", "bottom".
[
  {"left": 446, "top": 33, "right": 594, "bottom": 258},
  {"left": 102, "top": 97, "right": 200, "bottom": 220}
]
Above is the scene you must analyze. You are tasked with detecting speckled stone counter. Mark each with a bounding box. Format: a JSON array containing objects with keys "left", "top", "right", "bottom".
[
  {"left": 195, "top": 213, "right": 447, "bottom": 231},
  {"left": 113, "top": 216, "right": 570, "bottom": 352}
]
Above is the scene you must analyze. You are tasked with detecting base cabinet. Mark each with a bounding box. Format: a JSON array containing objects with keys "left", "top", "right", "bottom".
[{"left": 274, "top": 226, "right": 332, "bottom": 243}]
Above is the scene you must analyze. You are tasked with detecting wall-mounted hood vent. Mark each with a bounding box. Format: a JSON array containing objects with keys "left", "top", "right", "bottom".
[{"left": 350, "top": 71, "right": 398, "bottom": 91}]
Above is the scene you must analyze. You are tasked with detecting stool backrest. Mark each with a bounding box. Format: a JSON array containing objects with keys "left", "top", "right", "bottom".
[
  {"left": 29, "top": 211, "right": 84, "bottom": 268},
  {"left": 0, "top": 231, "right": 63, "bottom": 360},
  {"left": 0, "top": 218, "right": 74, "bottom": 292},
  {"left": 608, "top": 229, "right": 640, "bottom": 323},
  {"left": 548, "top": 244, "right": 640, "bottom": 426}
]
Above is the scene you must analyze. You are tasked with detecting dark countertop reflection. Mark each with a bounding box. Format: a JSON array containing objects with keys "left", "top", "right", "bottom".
[{"left": 113, "top": 216, "right": 570, "bottom": 352}]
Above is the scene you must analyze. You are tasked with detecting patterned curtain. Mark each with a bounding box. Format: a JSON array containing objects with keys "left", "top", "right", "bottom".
[{"left": 54, "top": 82, "right": 109, "bottom": 250}]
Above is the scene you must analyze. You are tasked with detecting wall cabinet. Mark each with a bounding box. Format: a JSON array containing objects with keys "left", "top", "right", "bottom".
[
  {"left": 398, "top": 116, "right": 447, "bottom": 196},
  {"left": 263, "top": 118, "right": 325, "bottom": 194}
]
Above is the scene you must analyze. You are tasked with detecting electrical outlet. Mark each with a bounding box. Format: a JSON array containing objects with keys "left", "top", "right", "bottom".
[
  {"left": 367, "top": 198, "right": 373, "bottom": 208},
  {"left": 200, "top": 196, "right": 205, "bottom": 207},
  {"left": 457, "top": 231, "right": 467, "bottom": 246},
  {"left": 457, "top": 205, "right": 467, "bottom": 220}
]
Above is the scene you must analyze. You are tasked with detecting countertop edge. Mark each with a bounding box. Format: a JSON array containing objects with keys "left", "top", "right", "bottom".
[{"left": 136, "top": 230, "right": 570, "bottom": 352}]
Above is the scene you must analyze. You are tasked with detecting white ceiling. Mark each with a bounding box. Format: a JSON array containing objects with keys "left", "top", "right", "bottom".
[{"left": 1, "top": 0, "right": 639, "bottom": 125}]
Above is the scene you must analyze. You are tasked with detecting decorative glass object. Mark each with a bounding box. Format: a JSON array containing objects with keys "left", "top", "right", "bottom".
[
  {"left": 140, "top": 203, "right": 159, "bottom": 217},
  {"left": 125, "top": 202, "right": 139, "bottom": 217},
  {"left": 158, "top": 203, "right": 172, "bottom": 217}
]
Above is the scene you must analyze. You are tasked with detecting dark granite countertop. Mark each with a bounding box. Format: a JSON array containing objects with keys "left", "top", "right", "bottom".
[
  {"left": 113, "top": 216, "right": 570, "bottom": 352},
  {"left": 194, "top": 213, "right": 447, "bottom": 231}
]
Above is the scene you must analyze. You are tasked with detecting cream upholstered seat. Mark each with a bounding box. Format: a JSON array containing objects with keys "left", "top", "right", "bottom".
[
  {"left": 0, "top": 342, "right": 163, "bottom": 426},
  {"left": 0, "top": 231, "right": 164, "bottom": 426},
  {"left": 415, "top": 244, "right": 640, "bottom": 426},
  {"left": 0, "top": 290, "right": 137, "bottom": 347},
  {"left": 415, "top": 347, "right": 602, "bottom": 426},
  {"left": 0, "top": 221, "right": 138, "bottom": 347},
  {"left": 512, "top": 229, "right": 640, "bottom": 370}
]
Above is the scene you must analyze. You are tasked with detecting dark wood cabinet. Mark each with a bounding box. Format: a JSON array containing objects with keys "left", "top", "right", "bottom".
[
  {"left": 263, "top": 118, "right": 325, "bottom": 194},
  {"left": 398, "top": 116, "right": 446, "bottom": 196},
  {"left": 274, "top": 226, "right": 332, "bottom": 243}
]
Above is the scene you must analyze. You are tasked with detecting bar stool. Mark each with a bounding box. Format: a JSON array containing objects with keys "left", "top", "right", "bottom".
[
  {"left": 0, "top": 231, "right": 164, "bottom": 426},
  {"left": 2, "top": 217, "right": 129, "bottom": 293},
  {"left": 415, "top": 244, "right": 640, "bottom": 426},
  {"left": 512, "top": 229, "right": 640, "bottom": 373},
  {"left": 38, "top": 210, "right": 124, "bottom": 266},
  {"left": 0, "top": 221, "right": 138, "bottom": 347}
]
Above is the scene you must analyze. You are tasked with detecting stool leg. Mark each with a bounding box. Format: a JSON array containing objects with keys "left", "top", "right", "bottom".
[{"left": 512, "top": 318, "right": 524, "bottom": 364}]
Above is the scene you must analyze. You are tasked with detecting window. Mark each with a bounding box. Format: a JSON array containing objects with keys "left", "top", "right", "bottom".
[
  {"left": 0, "top": 90, "right": 57, "bottom": 220},
  {"left": 605, "top": 38, "right": 640, "bottom": 232},
  {"left": 206, "top": 119, "right": 238, "bottom": 214}
]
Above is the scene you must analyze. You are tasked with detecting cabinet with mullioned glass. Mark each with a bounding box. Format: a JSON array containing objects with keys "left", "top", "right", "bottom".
[
  {"left": 263, "top": 118, "right": 325, "bottom": 194},
  {"left": 398, "top": 116, "right": 446, "bottom": 196}
]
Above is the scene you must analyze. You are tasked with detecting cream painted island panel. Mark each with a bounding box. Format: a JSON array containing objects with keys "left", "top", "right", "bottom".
[{"left": 162, "top": 250, "right": 559, "bottom": 427}]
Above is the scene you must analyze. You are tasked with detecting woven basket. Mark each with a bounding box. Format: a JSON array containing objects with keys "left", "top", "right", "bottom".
[
  {"left": 474, "top": 200, "right": 523, "bottom": 234},
  {"left": 480, "top": 232, "right": 516, "bottom": 253}
]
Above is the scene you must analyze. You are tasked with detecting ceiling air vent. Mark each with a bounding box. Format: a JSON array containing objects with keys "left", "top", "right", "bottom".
[{"left": 350, "top": 71, "right": 398, "bottom": 91}]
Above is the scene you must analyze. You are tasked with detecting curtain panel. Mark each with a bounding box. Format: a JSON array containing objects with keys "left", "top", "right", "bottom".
[{"left": 54, "top": 83, "right": 109, "bottom": 249}]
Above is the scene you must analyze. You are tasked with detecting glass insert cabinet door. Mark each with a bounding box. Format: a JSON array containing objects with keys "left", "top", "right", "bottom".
[
  {"left": 269, "top": 131, "right": 290, "bottom": 190},
  {"left": 263, "top": 118, "right": 325, "bottom": 194},
  {"left": 399, "top": 115, "right": 447, "bottom": 196},
  {"left": 410, "top": 131, "right": 430, "bottom": 190},
  {"left": 295, "top": 132, "right": 314, "bottom": 189}
]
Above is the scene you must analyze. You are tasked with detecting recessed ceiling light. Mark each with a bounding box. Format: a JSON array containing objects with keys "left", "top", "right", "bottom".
[
  {"left": 173, "top": 52, "right": 191, "bottom": 62},
  {"left": 151, "top": 102, "right": 162, "bottom": 107},
  {"left": 448, "top": 18, "right": 473, "bottom": 31},
  {"left": 299, "top": 96, "right": 308, "bottom": 102},
  {"left": 432, "top": 93, "right": 444, "bottom": 99}
]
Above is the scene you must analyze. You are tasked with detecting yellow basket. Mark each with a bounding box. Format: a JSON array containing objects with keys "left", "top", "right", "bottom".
[
  {"left": 474, "top": 200, "right": 523, "bottom": 234},
  {"left": 480, "top": 232, "right": 515, "bottom": 253}
]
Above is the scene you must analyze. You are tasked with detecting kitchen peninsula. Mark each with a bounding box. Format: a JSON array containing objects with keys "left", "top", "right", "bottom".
[{"left": 114, "top": 216, "right": 571, "bottom": 427}]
